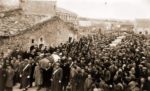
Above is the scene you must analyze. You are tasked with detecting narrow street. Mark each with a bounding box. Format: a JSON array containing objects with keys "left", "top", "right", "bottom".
[{"left": 109, "top": 36, "right": 126, "bottom": 47}]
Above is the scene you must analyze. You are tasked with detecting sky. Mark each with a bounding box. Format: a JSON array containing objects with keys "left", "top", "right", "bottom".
[
  {"left": 57, "top": 0, "right": 150, "bottom": 20},
  {"left": 0, "top": 0, "right": 20, "bottom": 7}
]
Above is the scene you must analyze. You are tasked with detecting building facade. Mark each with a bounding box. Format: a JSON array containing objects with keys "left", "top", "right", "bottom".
[
  {"left": 134, "top": 19, "right": 150, "bottom": 35},
  {"left": 56, "top": 7, "right": 78, "bottom": 25},
  {"left": 0, "top": 8, "right": 77, "bottom": 53}
]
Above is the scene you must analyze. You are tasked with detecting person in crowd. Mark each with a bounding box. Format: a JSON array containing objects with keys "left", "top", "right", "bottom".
[
  {"left": 70, "top": 65, "right": 78, "bottom": 91},
  {"left": 51, "top": 62, "right": 63, "bottom": 91},
  {"left": 75, "top": 68, "right": 87, "bottom": 91},
  {"left": 0, "top": 64, "right": 7, "bottom": 91},
  {"left": 18, "top": 60, "right": 24, "bottom": 89},
  {"left": 42, "top": 62, "right": 53, "bottom": 91},
  {"left": 5, "top": 65, "right": 15, "bottom": 91},
  {"left": 61, "top": 57, "right": 71, "bottom": 91},
  {"left": 12, "top": 57, "right": 20, "bottom": 85},
  {"left": 0, "top": 32, "right": 150, "bottom": 91},
  {"left": 142, "top": 75, "right": 150, "bottom": 91},
  {"left": 84, "top": 74, "right": 93, "bottom": 91},
  {"left": 33, "top": 62, "right": 43, "bottom": 91},
  {"left": 29, "top": 57, "right": 36, "bottom": 87},
  {"left": 20, "top": 59, "right": 32, "bottom": 91},
  {"left": 93, "top": 84, "right": 104, "bottom": 91}
]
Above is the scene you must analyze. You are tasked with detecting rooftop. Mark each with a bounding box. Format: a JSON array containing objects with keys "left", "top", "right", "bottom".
[
  {"left": 0, "top": 13, "right": 51, "bottom": 37},
  {"left": 0, "top": 6, "right": 19, "bottom": 13},
  {"left": 56, "top": 7, "right": 77, "bottom": 16}
]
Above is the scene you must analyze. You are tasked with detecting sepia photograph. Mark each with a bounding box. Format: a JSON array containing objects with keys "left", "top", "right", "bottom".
[{"left": 0, "top": 0, "right": 150, "bottom": 91}]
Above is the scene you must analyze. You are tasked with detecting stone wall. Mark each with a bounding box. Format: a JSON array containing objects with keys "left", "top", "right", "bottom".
[{"left": 0, "top": 17, "right": 77, "bottom": 52}]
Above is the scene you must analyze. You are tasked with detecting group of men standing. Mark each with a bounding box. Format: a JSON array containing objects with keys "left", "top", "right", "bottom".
[{"left": 0, "top": 32, "right": 150, "bottom": 91}]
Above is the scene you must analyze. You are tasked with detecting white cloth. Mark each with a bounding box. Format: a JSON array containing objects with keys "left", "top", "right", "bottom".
[{"left": 51, "top": 54, "right": 60, "bottom": 62}]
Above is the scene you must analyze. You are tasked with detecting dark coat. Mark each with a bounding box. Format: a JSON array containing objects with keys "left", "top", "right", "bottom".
[
  {"left": 20, "top": 63, "right": 31, "bottom": 88},
  {"left": 5, "top": 69, "right": 15, "bottom": 88},
  {"left": 75, "top": 72, "right": 87, "bottom": 91},
  {"left": 42, "top": 67, "right": 53, "bottom": 87},
  {"left": 30, "top": 63, "right": 36, "bottom": 83},
  {"left": 0, "top": 68, "right": 7, "bottom": 91},
  {"left": 143, "top": 80, "right": 150, "bottom": 91},
  {"left": 61, "top": 63, "right": 70, "bottom": 86},
  {"left": 51, "top": 67, "right": 63, "bottom": 91}
]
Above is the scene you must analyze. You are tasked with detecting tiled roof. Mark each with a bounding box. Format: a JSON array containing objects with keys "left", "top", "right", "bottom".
[
  {"left": 0, "top": 13, "right": 50, "bottom": 36},
  {"left": 0, "top": 6, "right": 16, "bottom": 13}
]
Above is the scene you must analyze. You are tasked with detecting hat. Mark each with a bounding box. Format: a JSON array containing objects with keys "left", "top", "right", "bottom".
[
  {"left": 62, "top": 56, "right": 66, "bottom": 60},
  {"left": 59, "top": 53, "right": 63, "bottom": 56},
  {"left": 143, "top": 67, "right": 147, "bottom": 70},
  {"left": 68, "top": 57, "right": 72, "bottom": 60},
  {"left": 142, "top": 57, "right": 146, "bottom": 59},
  {"left": 24, "top": 59, "right": 28, "bottom": 61}
]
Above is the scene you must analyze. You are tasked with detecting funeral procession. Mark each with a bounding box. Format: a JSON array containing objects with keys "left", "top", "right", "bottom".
[{"left": 0, "top": 0, "right": 150, "bottom": 91}]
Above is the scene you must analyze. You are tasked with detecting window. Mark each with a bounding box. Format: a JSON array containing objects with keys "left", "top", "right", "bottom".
[
  {"left": 31, "top": 39, "right": 35, "bottom": 43},
  {"left": 139, "top": 32, "right": 142, "bottom": 34},
  {"left": 40, "top": 37, "right": 43, "bottom": 42}
]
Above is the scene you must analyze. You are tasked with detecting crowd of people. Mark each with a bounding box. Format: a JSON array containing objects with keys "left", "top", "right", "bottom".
[{"left": 0, "top": 32, "right": 150, "bottom": 91}]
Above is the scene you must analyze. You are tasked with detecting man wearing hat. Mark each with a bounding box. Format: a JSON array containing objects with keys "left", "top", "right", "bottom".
[
  {"left": 20, "top": 59, "right": 31, "bottom": 91},
  {"left": 61, "top": 57, "right": 71, "bottom": 91},
  {"left": 51, "top": 62, "right": 63, "bottom": 91}
]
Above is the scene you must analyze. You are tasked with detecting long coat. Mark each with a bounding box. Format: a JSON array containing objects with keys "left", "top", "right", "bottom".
[
  {"left": 84, "top": 77, "right": 93, "bottom": 91},
  {"left": 76, "top": 73, "right": 87, "bottom": 91},
  {"left": 5, "top": 69, "right": 15, "bottom": 88},
  {"left": 61, "top": 63, "right": 70, "bottom": 86},
  {"left": 20, "top": 63, "right": 31, "bottom": 88},
  {"left": 70, "top": 68, "right": 77, "bottom": 91},
  {"left": 33, "top": 65, "right": 43, "bottom": 86},
  {"left": 0, "top": 68, "right": 7, "bottom": 91},
  {"left": 13, "top": 61, "right": 20, "bottom": 84},
  {"left": 51, "top": 67, "right": 63, "bottom": 91},
  {"left": 30, "top": 63, "right": 36, "bottom": 85},
  {"left": 42, "top": 67, "right": 53, "bottom": 87}
]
